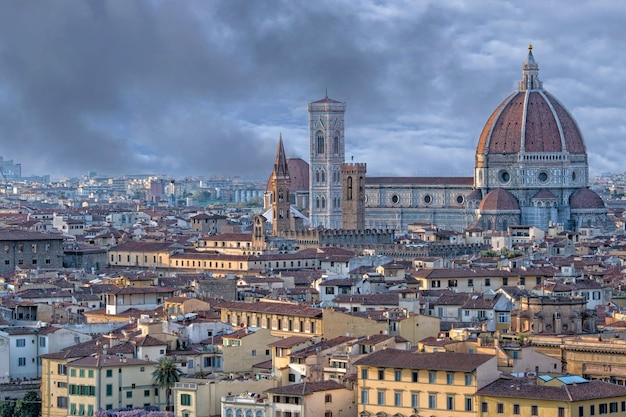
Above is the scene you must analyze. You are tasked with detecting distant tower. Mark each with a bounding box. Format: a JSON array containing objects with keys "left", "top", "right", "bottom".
[
  {"left": 341, "top": 162, "right": 366, "bottom": 230},
  {"left": 270, "top": 135, "right": 291, "bottom": 236},
  {"left": 308, "top": 94, "right": 346, "bottom": 229},
  {"left": 251, "top": 214, "right": 267, "bottom": 251}
]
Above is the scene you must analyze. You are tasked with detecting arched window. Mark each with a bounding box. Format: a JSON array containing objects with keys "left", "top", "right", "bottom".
[
  {"left": 316, "top": 170, "right": 320, "bottom": 183},
  {"left": 347, "top": 176, "right": 353, "bottom": 200},
  {"left": 321, "top": 197, "right": 326, "bottom": 209},
  {"left": 321, "top": 170, "right": 326, "bottom": 183},
  {"left": 316, "top": 197, "right": 320, "bottom": 209},
  {"left": 333, "top": 131, "right": 340, "bottom": 154},
  {"left": 316, "top": 131, "right": 325, "bottom": 154},
  {"left": 278, "top": 188, "right": 284, "bottom": 202}
]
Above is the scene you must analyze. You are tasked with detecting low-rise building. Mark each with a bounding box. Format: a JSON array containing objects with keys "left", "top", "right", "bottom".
[
  {"left": 354, "top": 349, "right": 499, "bottom": 417},
  {"left": 265, "top": 380, "right": 354, "bottom": 417},
  {"left": 476, "top": 374, "right": 626, "bottom": 417}
]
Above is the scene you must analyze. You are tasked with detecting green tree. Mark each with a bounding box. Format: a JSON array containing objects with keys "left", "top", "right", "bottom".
[
  {"left": 15, "top": 391, "right": 41, "bottom": 417},
  {"left": 151, "top": 356, "right": 183, "bottom": 412},
  {"left": 0, "top": 400, "right": 15, "bottom": 417}
]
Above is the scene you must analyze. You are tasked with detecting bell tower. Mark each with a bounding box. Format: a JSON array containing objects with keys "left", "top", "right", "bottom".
[
  {"left": 308, "top": 94, "right": 346, "bottom": 229},
  {"left": 341, "top": 162, "right": 366, "bottom": 230},
  {"left": 270, "top": 135, "right": 291, "bottom": 236}
]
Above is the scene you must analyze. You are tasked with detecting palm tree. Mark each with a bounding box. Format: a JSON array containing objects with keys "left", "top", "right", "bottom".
[{"left": 152, "top": 356, "right": 183, "bottom": 412}]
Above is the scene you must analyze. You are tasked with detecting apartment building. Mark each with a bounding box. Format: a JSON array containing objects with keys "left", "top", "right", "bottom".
[
  {"left": 265, "top": 380, "right": 353, "bottom": 417},
  {"left": 0, "top": 230, "right": 64, "bottom": 273},
  {"left": 476, "top": 374, "right": 626, "bottom": 417},
  {"left": 65, "top": 355, "right": 159, "bottom": 414},
  {"left": 216, "top": 301, "right": 324, "bottom": 338},
  {"left": 353, "top": 349, "right": 499, "bottom": 417}
]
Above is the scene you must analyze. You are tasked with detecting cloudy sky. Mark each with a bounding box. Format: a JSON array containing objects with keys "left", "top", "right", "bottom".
[{"left": 0, "top": 1, "right": 624, "bottom": 180}]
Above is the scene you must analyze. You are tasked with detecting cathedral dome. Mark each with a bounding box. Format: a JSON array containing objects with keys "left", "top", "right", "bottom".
[
  {"left": 476, "top": 46, "right": 586, "bottom": 157},
  {"left": 569, "top": 188, "right": 605, "bottom": 209},
  {"left": 478, "top": 188, "right": 520, "bottom": 211}
]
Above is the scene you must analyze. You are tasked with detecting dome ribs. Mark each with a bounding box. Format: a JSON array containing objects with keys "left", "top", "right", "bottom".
[
  {"left": 488, "top": 93, "right": 525, "bottom": 154},
  {"left": 525, "top": 92, "right": 561, "bottom": 153},
  {"left": 547, "top": 93, "right": 586, "bottom": 154}
]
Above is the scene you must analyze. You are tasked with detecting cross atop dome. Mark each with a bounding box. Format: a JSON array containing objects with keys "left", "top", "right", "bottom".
[{"left": 518, "top": 44, "right": 543, "bottom": 91}]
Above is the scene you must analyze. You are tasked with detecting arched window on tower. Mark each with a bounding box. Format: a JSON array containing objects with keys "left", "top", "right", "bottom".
[
  {"left": 316, "top": 170, "right": 320, "bottom": 183},
  {"left": 321, "top": 170, "right": 326, "bottom": 183},
  {"left": 278, "top": 188, "right": 284, "bottom": 202},
  {"left": 316, "top": 197, "right": 320, "bottom": 209},
  {"left": 316, "top": 131, "right": 325, "bottom": 154},
  {"left": 333, "top": 131, "right": 340, "bottom": 154},
  {"left": 321, "top": 196, "right": 326, "bottom": 209},
  {"left": 347, "top": 176, "right": 353, "bottom": 200}
]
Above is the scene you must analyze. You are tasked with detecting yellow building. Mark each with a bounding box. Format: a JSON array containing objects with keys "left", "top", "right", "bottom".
[
  {"left": 265, "top": 380, "right": 355, "bottom": 417},
  {"left": 476, "top": 374, "right": 626, "bottom": 417},
  {"left": 174, "top": 378, "right": 276, "bottom": 417},
  {"left": 322, "top": 308, "right": 440, "bottom": 346},
  {"left": 216, "top": 301, "right": 324, "bottom": 338},
  {"left": 532, "top": 334, "right": 626, "bottom": 384},
  {"left": 66, "top": 355, "right": 160, "bottom": 414},
  {"left": 353, "top": 349, "right": 499, "bottom": 417},
  {"left": 222, "top": 327, "right": 281, "bottom": 374}
]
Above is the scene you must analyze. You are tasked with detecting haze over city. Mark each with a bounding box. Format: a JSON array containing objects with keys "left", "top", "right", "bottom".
[{"left": 0, "top": 1, "right": 625, "bottom": 179}]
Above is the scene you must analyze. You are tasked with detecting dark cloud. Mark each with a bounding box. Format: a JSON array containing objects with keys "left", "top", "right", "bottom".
[{"left": 0, "top": 0, "right": 624, "bottom": 179}]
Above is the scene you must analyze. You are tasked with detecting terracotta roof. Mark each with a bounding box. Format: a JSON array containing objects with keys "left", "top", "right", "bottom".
[
  {"left": 289, "top": 336, "right": 355, "bottom": 358},
  {"left": 353, "top": 349, "right": 494, "bottom": 372},
  {"left": 69, "top": 355, "right": 154, "bottom": 368},
  {"left": 110, "top": 241, "right": 180, "bottom": 252},
  {"left": 467, "top": 189, "right": 483, "bottom": 201},
  {"left": 479, "top": 188, "right": 520, "bottom": 211},
  {"left": 476, "top": 376, "right": 626, "bottom": 401},
  {"left": 265, "top": 380, "right": 345, "bottom": 395},
  {"left": 0, "top": 230, "right": 64, "bottom": 241},
  {"left": 477, "top": 90, "right": 585, "bottom": 155},
  {"left": 569, "top": 188, "right": 605, "bottom": 209},
  {"left": 366, "top": 177, "right": 474, "bottom": 186},
  {"left": 267, "top": 336, "right": 313, "bottom": 348},
  {"left": 334, "top": 293, "right": 399, "bottom": 306},
  {"left": 532, "top": 189, "right": 557, "bottom": 200},
  {"left": 200, "top": 233, "right": 252, "bottom": 242},
  {"left": 214, "top": 301, "right": 322, "bottom": 318}
]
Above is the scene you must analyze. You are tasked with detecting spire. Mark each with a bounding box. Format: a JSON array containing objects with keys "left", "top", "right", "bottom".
[
  {"left": 518, "top": 43, "right": 543, "bottom": 91},
  {"left": 274, "top": 134, "right": 289, "bottom": 177}
]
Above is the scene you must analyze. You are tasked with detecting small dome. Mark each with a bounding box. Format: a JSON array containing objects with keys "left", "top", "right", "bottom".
[
  {"left": 569, "top": 188, "right": 605, "bottom": 209},
  {"left": 532, "top": 189, "right": 557, "bottom": 200},
  {"left": 479, "top": 189, "right": 520, "bottom": 211},
  {"left": 266, "top": 158, "right": 310, "bottom": 192},
  {"left": 467, "top": 189, "right": 483, "bottom": 201}
]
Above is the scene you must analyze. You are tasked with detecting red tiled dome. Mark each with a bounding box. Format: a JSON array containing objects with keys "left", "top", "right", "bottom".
[
  {"left": 476, "top": 47, "right": 585, "bottom": 158},
  {"left": 476, "top": 91, "right": 585, "bottom": 156},
  {"left": 467, "top": 189, "right": 483, "bottom": 201},
  {"left": 265, "top": 158, "right": 310, "bottom": 192},
  {"left": 569, "top": 188, "right": 605, "bottom": 209},
  {"left": 479, "top": 189, "right": 520, "bottom": 211},
  {"left": 532, "top": 189, "right": 557, "bottom": 200}
]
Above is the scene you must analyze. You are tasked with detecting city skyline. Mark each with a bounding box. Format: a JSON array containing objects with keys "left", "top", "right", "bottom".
[{"left": 0, "top": 1, "right": 625, "bottom": 179}]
